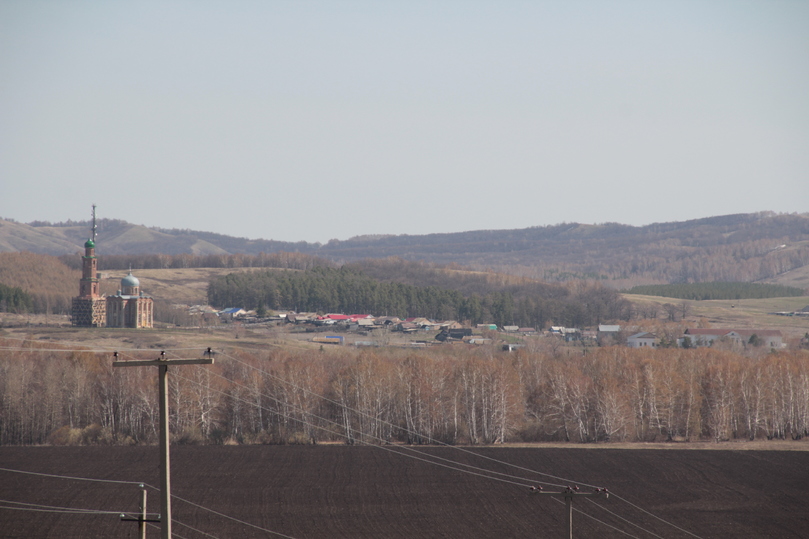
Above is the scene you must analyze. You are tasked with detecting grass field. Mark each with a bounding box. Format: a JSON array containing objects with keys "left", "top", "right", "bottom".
[{"left": 623, "top": 293, "right": 809, "bottom": 339}]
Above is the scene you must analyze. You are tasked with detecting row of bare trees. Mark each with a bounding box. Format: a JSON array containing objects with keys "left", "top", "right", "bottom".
[{"left": 1, "top": 340, "right": 808, "bottom": 446}]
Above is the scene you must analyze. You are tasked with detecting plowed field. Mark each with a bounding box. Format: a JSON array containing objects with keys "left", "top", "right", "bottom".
[{"left": 2, "top": 445, "right": 808, "bottom": 538}]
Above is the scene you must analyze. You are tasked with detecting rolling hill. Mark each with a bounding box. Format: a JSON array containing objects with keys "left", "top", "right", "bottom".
[{"left": 2, "top": 212, "right": 808, "bottom": 287}]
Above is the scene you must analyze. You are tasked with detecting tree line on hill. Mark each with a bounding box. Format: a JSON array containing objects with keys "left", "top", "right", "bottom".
[
  {"left": 2, "top": 341, "right": 807, "bottom": 446},
  {"left": 17, "top": 212, "right": 809, "bottom": 287},
  {"left": 313, "top": 213, "right": 809, "bottom": 286},
  {"left": 207, "top": 265, "right": 632, "bottom": 328},
  {"left": 626, "top": 282, "right": 806, "bottom": 300}
]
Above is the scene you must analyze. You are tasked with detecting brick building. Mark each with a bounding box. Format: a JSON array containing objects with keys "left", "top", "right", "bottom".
[
  {"left": 71, "top": 238, "right": 107, "bottom": 327},
  {"left": 106, "top": 271, "right": 154, "bottom": 328},
  {"left": 71, "top": 208, "right": 153, "bottom": 328}
]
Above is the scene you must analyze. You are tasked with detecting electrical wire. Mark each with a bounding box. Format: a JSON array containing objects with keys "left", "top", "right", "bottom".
[
  {"left": 214, "top": 348, "right": 586, "bottom": 486},
  {"left": 0, "top": 498, "right": 125, "bottom": 515},
  {"left": 98, "top": 344, "right": 702, "bottom": 538},
  {"left": 174, "top": 368, "right": 552, "bottom": 489},
  {"left": 208, "top": 348, "right": 706, "bottom": 538},
  {"left": 213, "top": 348, "right": 708, "bottom": 537},
  {"left": 147, "top": 521, "right": 190, "bottom": 539},
  {"left": 584, "top": 497, "right": 665, "bottom": 539},
  {"left": 0, "top": 466, "right": 144, "bottom": 486},
  {"left": 174, "top": 368, "right": 670, "bottom": 538},
  {"left": 563, "top": 498, "right": 643, "bottom": 539},
  {"left": 171, "top": 516, "right": 223, "bottom": 539},
  {"left": 610, "top": 493, "right": 704, "bottom": 539},
  {"left": 0, "top": 339, "right": 704, "bottom": 538},
  {"left": 0, "top": 467, "right": 293, "bottom": 538},
  {"left": 140, "top": 483, "right": 295, "bottom": 539}
]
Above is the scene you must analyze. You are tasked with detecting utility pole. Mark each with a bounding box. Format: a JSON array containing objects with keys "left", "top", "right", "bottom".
[
  {"left": 530, "top": 485, "right": 609, "bottom": 539},
  {"left": 114, "top": 349, "right": 214, "bottom": 539},
  {"left": 120, "top": 485, "right": 160, "bottom": 539}
]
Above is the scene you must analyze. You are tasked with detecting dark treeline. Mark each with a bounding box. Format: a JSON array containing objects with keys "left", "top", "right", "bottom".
[
  {"left": 207, "top": 265, "right": 631, "bottom": 328},
  {"left": 626, "top": 282, "right": 807, "bottom": 300},
  {"left": 3, "top": 341, "right": 807, "bottom": 446},
  {"left": 0, "top": 283, "right": 33, "bottom": 312}
]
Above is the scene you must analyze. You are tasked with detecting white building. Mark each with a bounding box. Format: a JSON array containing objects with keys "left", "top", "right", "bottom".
[{"left": 627, "top": 332, "right": 657, "bottom": 348}]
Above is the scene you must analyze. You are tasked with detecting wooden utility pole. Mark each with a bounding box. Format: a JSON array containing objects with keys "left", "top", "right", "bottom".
[
  {"left": 114, "top": 349, "right": 214, "bottom": 539},
  {"left": 121, "top": 486, "right": 160, "bottom": 539},
  {"left": 530, "top": 485, "right": 609, "bottom": 539}
]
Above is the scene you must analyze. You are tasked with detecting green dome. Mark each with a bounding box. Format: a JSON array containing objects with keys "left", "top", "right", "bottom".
[{"left": 84, "top": 239, "right": 95, "bottom": 249}]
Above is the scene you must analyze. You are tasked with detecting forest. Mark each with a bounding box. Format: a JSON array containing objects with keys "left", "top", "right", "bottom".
[
  {"left": 2, "top": 339, "right": 807, "bottom": 447},
  {"left": 206, "top": 265, "right": 632, "bottom": 328}
]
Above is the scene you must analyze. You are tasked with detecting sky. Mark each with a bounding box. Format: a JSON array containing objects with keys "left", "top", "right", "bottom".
[{"left": 1, "top": 1, "right": 807, "bottom": 244}]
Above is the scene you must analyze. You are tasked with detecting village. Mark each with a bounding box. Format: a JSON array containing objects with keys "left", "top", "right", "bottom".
[{"left": 209, "top": 306, "right": 795, "bottom": 350}]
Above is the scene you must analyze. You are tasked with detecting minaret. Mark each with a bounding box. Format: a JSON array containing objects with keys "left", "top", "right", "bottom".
[
  {"left": 79, "top": 229, "right": 100, "bottom": 299},
  {"left": 72, "top": 205, "right": 107, "bottom": 326}
]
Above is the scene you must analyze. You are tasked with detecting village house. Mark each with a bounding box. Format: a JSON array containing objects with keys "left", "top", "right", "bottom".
[
  {"left": 627, "top": 332, "right": 657, "bottom": 348},
  {"left": 597, "top": 324, "right": 621, "bottom": 345},
  {"left": 681, "top": 328, "right": 784, "bottom": 349}
]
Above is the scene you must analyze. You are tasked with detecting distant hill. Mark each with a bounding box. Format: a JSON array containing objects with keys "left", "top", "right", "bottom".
[{"left": 2, "top": 212, "right": 808, "bottom": 287}]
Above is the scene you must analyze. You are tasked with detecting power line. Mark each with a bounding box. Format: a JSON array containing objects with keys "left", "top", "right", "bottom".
[
  {"left": 0, "top": 499, "right": 125, "bottom": 515},
  {"left": 584, "top": 496, "right": 665, "bottom": 539},
  {"left": 0, "top": 339, "right": 703, "bottom": 537},
  {"left": 609, "top": 494, "right": 704, "bottom": 539},
  {"left": 163, "top": 488, "right": 297, "bottom": 539},
  {"left": 174, "top": 369, "right": 676, "bottom": 538},
  {"left": 0, "top": 467, "right": 292, "bottom": 539},
  {"left": 0, "top": 466, "right": 144, "bottom": 486},
  {"left": 205, "top": 349, "right": 705, "bottom": 538},
  {"left": 119, "top": 346, "right": 685, "bottom": 538},
  {"left": 212, "top": 349, "right": 705, "bottom": 538},
  {"left": 174, "top": 369, "right": 546, "bottom": 489}
]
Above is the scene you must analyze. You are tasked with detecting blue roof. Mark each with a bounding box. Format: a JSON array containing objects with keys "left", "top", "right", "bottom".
[{"left": 221, "top": 308, "right": 243, "bottom": 314}]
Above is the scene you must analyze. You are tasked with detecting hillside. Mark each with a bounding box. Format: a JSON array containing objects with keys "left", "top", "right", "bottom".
[{"left": 2, "top": 212, "right": 809, "bottom": 286}]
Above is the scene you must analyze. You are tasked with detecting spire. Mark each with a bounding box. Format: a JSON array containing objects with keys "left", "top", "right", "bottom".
[{"left": 91, "top": 204, "right": 97, "bottom": 243}]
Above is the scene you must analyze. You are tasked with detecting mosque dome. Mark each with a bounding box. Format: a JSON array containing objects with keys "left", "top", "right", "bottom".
[
  {"left": 85, "top": 239, "right": 95, "bottom": 249},
  {"left": 121, "top": 271, "right": 140, "bottom": 289}
]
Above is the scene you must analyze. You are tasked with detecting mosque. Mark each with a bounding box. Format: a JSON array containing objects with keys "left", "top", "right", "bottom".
[{"left": 71, "top": 210, "right": 154, "bottom": 328}]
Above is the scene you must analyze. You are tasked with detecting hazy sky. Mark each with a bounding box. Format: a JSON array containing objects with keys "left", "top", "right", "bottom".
[{"left": 1, "top": 1, "right": 807, "bottom": 243}]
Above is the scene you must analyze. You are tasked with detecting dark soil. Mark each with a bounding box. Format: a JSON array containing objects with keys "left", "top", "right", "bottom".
[{"left": 1, "top": 445, "right": 808, "bottom": 538}]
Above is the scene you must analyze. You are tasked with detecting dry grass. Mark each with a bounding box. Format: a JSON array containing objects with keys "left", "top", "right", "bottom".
[
  {"left": 624, "top": 293, "right": 809, "bottom": 338},
  {"left": 99, "top": 267, "right": 268, "bottom": 306}
]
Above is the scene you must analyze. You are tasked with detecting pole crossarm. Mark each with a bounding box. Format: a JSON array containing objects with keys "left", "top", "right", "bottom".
[
  {"left": 113, "top": 347, "right": 215, "bottom": 368},
  {"left": 112, "top": 349, "right": 214, "bottom": 539},
  {"left": 121, "top": 514, "right": 161, "bottom": 523},
  {"left": 113, "top": 358, "right": 214, "bottom": 367},
  {"left": 530, "top": 485, "right": 609, "bottom": 499}
]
